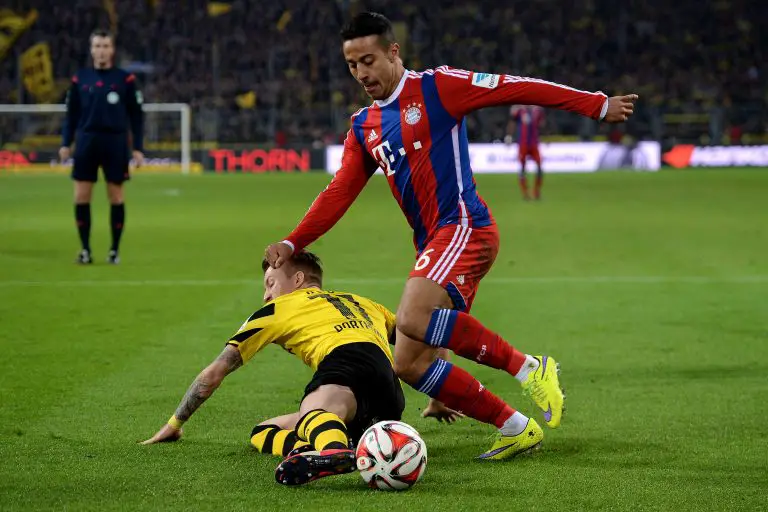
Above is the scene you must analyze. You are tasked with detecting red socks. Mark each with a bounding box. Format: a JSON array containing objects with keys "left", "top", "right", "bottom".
[
  {"left": 415, "top": 358, "right": 515, "bottom": 428},
  {"left": 425, "top": 309, "right": 527, "bottom": 375}
]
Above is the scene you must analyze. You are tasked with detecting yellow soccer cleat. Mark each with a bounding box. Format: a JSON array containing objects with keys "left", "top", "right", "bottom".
[
  {"left": 521, "top": 355, "right": 565, "bottom": 428},
  {"left": 477, "top": 418, "right": 544, "bottom": 460}
]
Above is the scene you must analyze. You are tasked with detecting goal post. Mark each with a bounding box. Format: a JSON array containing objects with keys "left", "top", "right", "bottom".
[{"left": 0, "top": 103, "right": 194, "bottom": 174}]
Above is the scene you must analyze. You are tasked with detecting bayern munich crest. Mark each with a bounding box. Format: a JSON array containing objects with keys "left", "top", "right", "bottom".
[{"left": 402, "top": 103, "right": 422, "bottom": 125}]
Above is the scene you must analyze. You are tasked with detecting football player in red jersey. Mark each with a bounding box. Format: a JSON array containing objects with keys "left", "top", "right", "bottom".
[
  {"left": 508, "top": 105, "right": 545, "bottom": 200},
  {"left": 266, "top": 12, "right": 637, "bottom": 459}
]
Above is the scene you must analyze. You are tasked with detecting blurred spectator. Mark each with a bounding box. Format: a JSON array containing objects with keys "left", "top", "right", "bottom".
[{"left": 0, "top": 0, "right": 765, "bottom": 144}]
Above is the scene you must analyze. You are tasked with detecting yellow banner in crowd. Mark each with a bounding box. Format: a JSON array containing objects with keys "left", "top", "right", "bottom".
[
  {"left": 0, "top": 8, "right": 38, "bottom": 61},
  {"left": 235, "top": 91, "right": 256, "bottom": 109},
  {"left": 207, "top": 2, "right": 232, "bottom": 17},
  {"left": 20, "top": 42, "right": 57, "bottom": 103},
  {"left": 103, "top": 0, "right": 118, "bottom": 34}
]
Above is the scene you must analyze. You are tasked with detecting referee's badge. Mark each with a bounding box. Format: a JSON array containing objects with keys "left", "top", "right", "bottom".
[{"left": 107, "top": 91, "right": 120, "bottom": 104}]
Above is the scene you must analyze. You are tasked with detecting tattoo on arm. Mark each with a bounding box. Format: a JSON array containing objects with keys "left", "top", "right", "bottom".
[
  {"left": 173, "top": 379, "right": 208, "bottom": 422},
  {"left": 216, "top": 345, "right": 244, "bottom": 373},
  {"left": 173, "top": 346, "right": 243, "bottom": 422}
]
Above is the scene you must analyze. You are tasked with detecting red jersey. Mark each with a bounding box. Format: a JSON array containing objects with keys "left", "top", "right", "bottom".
[
  {"left": 511, "top": 105, "right": 544, "bottom": 147},
  {"left": 283, "top": 67, "right": 607, "bottom": 253}
]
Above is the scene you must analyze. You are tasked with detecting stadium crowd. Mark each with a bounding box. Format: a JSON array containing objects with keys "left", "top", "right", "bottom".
[{"left": 2, "top": 0, "right": 765, "bottom": 145}]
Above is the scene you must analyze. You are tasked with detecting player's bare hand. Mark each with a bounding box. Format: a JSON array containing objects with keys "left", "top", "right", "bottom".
[
  {"left": 421, "top": 399, "right": 465, "bottom": 424},
  {"left": 604, "top": 94, "right": 639, "bottom": 123},
  {"left": 140, "top": 424, "right": 182, "bottom": 445},
  {"left": 264, "top": 242, "right": 294, "bottom": 269},
  {"left": 132, "top": 150, "right": 145, "bottom": 168},
  {"left": 58, "top": 146, "right": 71, "bottom": 162}
]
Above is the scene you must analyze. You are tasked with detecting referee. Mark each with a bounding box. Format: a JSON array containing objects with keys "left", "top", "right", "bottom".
[{"left": 60, "top": 29, "right": 144, "bottom": 265}]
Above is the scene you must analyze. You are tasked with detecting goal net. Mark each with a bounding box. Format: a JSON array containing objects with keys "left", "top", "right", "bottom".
[{"left": 0, "top": 103, "right": 194, "bottom": 174}]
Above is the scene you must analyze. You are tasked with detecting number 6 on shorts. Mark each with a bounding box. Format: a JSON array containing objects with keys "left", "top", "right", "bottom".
[{"left": 414, "top": 249, "right": 435, "bottom": 271}]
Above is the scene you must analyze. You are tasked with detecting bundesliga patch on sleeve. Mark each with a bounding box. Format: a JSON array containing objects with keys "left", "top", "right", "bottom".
[{"left": 471, "top": 72, "right": 500, "bottom": 89}]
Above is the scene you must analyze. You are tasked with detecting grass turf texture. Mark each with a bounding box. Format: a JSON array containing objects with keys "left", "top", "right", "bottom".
[{"left": 1, "top": 169, "right": 766, "bottom": 511}]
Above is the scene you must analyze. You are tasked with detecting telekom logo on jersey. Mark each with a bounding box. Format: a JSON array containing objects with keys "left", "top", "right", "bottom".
[
  {"left": 371, "top": 141, "right": 395, "bottom": 176},
  {"left": 371, "top": 139, "right": 424, "bottom": 176}
]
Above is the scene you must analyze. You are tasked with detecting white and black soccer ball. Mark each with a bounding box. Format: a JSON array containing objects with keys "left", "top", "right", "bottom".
[{"left": 355, "top": 420, "right": 427, "bottom": 491}]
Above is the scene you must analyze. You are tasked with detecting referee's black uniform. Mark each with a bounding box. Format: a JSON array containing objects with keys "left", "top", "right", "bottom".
[{"left": 62, "top": 65, "right": 143, "bottom": 263}]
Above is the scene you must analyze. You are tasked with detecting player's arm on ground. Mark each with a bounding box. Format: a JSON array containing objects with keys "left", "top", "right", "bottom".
[
  {"left": 60, "top": 75, "right": 81, "bottom": 161},
  {"left": 434, "top": 67, "right": 637, "bottom": 123},
  {"left": 266, "top": 129, "right": 378, "bottom": 266},
  {"left": 140, "top": 345, "right": 243, "bottom": 444},
  {"left": 141, "top": 304, "right": 284, "bottom": 445},
  {"left": 124, "top": 73, "right": 145, "bottom": 164}
]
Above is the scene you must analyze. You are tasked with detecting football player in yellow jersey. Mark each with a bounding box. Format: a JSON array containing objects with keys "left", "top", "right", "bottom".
[{"left": 141, "top": 251, "right": 410, "bottom": 486}]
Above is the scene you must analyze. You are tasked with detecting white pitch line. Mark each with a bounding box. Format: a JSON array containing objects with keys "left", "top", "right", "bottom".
[{"left": 0, "top": 276, "right": 767, "bottom": 287}]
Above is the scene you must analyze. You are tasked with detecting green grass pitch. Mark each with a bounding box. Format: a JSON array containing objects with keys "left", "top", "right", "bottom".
[{"left": 1, "top": 169, "right": 767, "bottom": 511}]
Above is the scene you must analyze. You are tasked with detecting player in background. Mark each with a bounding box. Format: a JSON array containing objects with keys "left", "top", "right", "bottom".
[
  {"left": 265, "top": 12, "right": 637, "bottom": 459},
  {"left": 507, "top": 105, "right": 545, "bottom": 200},
  {"left": 60, "top": 29, "right": 144, "bottom": 265},
  {"left": 141, "top": 252, "right": 417, "bottom": 486}
]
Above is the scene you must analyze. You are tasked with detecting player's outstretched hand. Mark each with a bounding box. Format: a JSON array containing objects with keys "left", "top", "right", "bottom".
[
  {"left": 264, "top": 242, "right": 294, "bottom": 269},
  {"left": 132, "top": 150, "right": 145, "bottom": 168},
  {"left": 58, "top": 146, "right": 71, "bottom": 162},
  {"left": 421, "top": 399, "right": 465, "bottom": 424},
  {"left": 140, "top": 424, "right": 182, "bottom": 445},
  {"left": 604, "top": 94, "right": 639, "bottom": 123}
]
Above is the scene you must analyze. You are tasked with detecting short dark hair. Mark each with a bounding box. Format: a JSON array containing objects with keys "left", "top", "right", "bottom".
[
  {"left": 89, "top": 29, "right": 114, "bottom": 44},
  {"left": 340, "top": 12, "right": 395, "bottom": 45},
  {"left": 262, "top": 251, "right": 323, "bottom": 287}
]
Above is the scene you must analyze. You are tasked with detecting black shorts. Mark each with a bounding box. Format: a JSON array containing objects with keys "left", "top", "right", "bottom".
[
  {"left": 303, "top": 342, "right": 405, "bottom": 444},
  {"left": 72, "top": 132, "right": 131, "bottom": 184}
]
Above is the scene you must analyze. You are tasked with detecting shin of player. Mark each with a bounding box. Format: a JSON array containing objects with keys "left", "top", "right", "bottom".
[{"left": 251, "top": 386, "right": 360, "bottom": 486}]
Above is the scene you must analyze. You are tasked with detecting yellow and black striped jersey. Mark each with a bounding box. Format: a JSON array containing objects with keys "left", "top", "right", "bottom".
[{"left": 227, "top": 287, "right": 396, "bottom": 370}]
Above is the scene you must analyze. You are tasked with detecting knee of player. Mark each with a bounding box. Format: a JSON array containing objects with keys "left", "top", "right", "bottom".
[
  {"left": 107, "top": 187, "right": 124, "bottom": 204},
  {"left": 393, "top": 357, "right": 428, "bottom": 387},
  {"left": 394, "top": 307, "right": 431, "bottom": 341}
]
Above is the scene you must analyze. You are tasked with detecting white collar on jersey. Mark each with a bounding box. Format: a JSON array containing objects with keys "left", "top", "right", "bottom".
[{"left": 374, "top": 69, "right": 410, "bottom": 108}]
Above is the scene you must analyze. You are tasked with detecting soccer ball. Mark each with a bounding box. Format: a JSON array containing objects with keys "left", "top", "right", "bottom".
[{"left": 355, "top": 420, "right": 427, "bottom": 491}]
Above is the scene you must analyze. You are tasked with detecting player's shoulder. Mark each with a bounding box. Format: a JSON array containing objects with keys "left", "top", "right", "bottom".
[
  {"left": 271, "top": 289, "right": 308, "bottom": 308},
  {"left": 328, "top": 288, "right": 368, "bottom": 303},
  {"left": 71, "top": 68, "right": 91, "bottom": 83},
  {"left": 337, "top": 290, "right": 390, "bottom": 313},
  {"left": 273, "top": 288, "right": 333, "bottom": 314},
  {"left": 409, "top": 65, "right": 472, "bottom": 79},
  {"left": 416, "top": 66, "right": 505, "bottom": 90},
  {"left": 238, "top": 290, "right": 311, "bottom": 329},
  {"left": 114, "top": 68, "right": 137, "bottom": 83},
  {"left": 350, "top": 105, "right": 370, "bottom": 120},
  {"left": 244, "top": 301, "right": 277, "bottom": 323}
]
